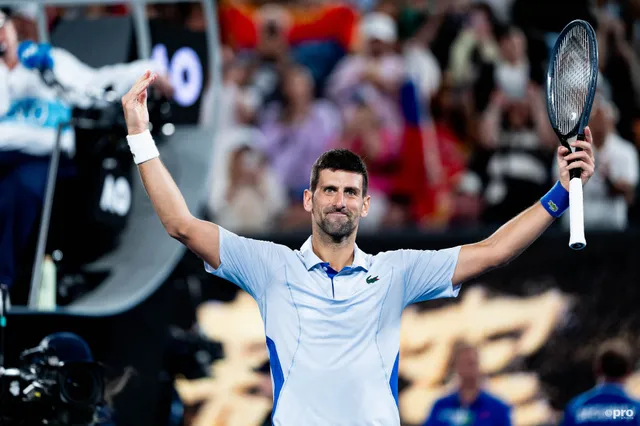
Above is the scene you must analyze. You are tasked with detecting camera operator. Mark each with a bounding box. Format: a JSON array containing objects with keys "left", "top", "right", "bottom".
[
  {"left": 0, "top": 331, "right": 108, "bottom": 425},
  {"left": 0, "top": 7, "right": 174, "bottom": 302}
]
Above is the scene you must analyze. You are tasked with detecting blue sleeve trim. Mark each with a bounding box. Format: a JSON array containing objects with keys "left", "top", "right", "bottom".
[
  {"left": 389, "top": 352, "right": 400, "bottom": 407},
  {"left": 540, "top": 181, "right": 570, "bottom": 218}
]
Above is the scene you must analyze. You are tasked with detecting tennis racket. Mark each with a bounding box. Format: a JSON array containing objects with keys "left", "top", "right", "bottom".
[{"left": 545, "top": 19, "right": 599, "bottom": 250}]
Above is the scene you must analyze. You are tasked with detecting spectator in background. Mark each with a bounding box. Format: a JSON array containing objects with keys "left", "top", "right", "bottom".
[
  {"left": 494, "top": 26, "right": 529, "bottom": 100},
  {"left": 555, "top": 94, "right": 638, "bottom": 231},
  {"left": 258, "top": 65, "right": 341, "bottom": 203},
  {"left": 326, "top": 11, "right": 404, "bottom": 147},
  {"left": 597, "top": 9, "right": 640, "bottom": 145},
  {"left": 327, "top": 11, "right": 405, "bottom": 230},
  {"left": 6, "top": 3, "right": 39, "bottom": 41},
  {"left": 0, "top": 7, "right": 173, "bottom": 297},
  {"left": 430, "top": 81, "right": 474, "bottom": 227},
  {"left": 446, "top": 2, "right": 500, "bottom": 112},
  {"left": 401, "top": 9, "right": 443, "bottom": 103},
  {"left": 207, "top": 128, "right": 286, "bottom": 235},
  {"left": 480, "top": 0, "right": 516, "bottom": 25},
  {"left": 428, "top": 0, "right": 474, "bottom": 73},
  {"left": 459, "top": 84, "right": 556, "bottom": 225},
  {"left": 560, "top": 339, "right": 640, "bottom": 426},
  {"left": 200, "top": 46, "right": 257, "bottom": 130},
  {"left": 242, "top": 4, "right": 293, "bottom": 121},
  {"left": 423, "top": 341, "right": 512, "bottom": 426}
]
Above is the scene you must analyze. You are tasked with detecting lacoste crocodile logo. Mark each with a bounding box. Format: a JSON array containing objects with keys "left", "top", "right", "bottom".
[{"left": 366, "top": 275, "right": 379, "bottom": 284}]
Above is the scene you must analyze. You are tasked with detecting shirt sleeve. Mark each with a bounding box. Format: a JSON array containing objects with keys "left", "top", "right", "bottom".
[
  {"left": 204, "top": 226, "right": 287, "bottom": 300},
  {"left": 399, "top": 246, "right": 462, "bottom": 306}
]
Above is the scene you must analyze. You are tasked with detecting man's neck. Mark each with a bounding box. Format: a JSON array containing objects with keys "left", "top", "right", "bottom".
[
  {"left": 458, "top": 384, "right": 481, "bottom": 406},
  {"left": 2, "top": 54, "right": 19, "bottom": 70},
  {"left": 598, "top": 377, "right": 625, "bottom": 386},
  {"left": 311, "top": 232, "right": 356, "bottom": 272}
]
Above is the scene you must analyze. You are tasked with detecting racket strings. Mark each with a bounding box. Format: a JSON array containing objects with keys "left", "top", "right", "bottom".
[{"left": 550, "top": 26, "right": 593, "bottom": 135}]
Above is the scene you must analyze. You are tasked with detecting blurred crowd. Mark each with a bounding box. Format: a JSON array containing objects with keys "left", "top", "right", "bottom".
[
  {"left": 9, "top": 0, "right": 640, "bottom": 236},
  {"left": 199, "top": 0, "right": 640, "bottom": 235}
]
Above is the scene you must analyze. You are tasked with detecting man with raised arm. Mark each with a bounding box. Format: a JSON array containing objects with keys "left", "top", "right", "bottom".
[{"left": 121, "top": 71, "right": 595, "bottom": 426}]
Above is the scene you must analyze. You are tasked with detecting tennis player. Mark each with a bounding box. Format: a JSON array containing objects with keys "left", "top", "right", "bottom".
[{"left": 122, "top": 71, "right": 595, "bottom": 425}]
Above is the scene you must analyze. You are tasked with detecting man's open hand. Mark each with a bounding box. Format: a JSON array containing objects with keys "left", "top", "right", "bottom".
[{"left": 122, "top": 70, "right": 157, "bottom": 136}]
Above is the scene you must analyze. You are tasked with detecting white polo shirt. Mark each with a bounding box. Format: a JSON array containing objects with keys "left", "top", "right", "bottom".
[{"left": 205, "top": 227, "right": 461, "bottom": 426}]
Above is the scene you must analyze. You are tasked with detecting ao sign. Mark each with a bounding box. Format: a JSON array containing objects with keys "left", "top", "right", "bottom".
[{"left": 152, "top": 44, "right": 203, "bottom": 107}]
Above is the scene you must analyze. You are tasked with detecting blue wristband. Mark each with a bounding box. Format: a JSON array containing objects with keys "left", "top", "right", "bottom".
[{"left": 540, "top": 181, "right": 569, "bottom": 218}]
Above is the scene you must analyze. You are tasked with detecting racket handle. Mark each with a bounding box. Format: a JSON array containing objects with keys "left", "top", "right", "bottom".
[
  {"left": 568, "top": 177, "right": 586, "bottom": 250},
  {"left": 569, "top": 134, "right": 585, "bottom": 180}
]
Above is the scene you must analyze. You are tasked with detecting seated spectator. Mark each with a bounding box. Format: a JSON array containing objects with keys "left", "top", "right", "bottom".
[
  {"left": 200, "top": 46, "right": 257, "bottom": 130},
  {"left": 258, "top": 65, "right": 342, "bottom": 201},
  {"left": 423, "top": 340, "right": 512, "bottom": 426},
  {"left": 5, "top": 3, "right": 39, "bottom": 41},
  {"left": 446, "top": 2, "right": 500, "bottom": 93},
  {"left": 207, "top": 128, "right": 285, "bottom": 235},
  {"left": 326, "top": 11, "right": 405, "bottom": 149},
  {"left": 555, "top": 94, "right": 638, "bottom": 231},
  {"left": 205, "top": 6, "right": 294, "bottom": 129},
  {"left": 427, "top": 83, "right": 471, "bottom": 227},
  {"left": 401, "top": 9, "right": 443, "bottom": 104},
  {"left": 458, "top": 84, "right": 556, "bottom": 225},
  {"left": 597, "top": 12, "right": 640, "bottom": 144},
  {"left": 494, "top": 26, "right": 529, "bottom": 101}
]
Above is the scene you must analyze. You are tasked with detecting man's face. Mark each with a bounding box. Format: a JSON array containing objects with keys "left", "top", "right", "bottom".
[
  {"left": 303, "top": 169, "right": 370, "bottom": 242},
  {"left": 367, "top": 38, "right": 387, "bottom": 58},
  {"left": 454, "top": 347, "right": 480, "bottom": 384},
  {"left": 0, "top": 13, "right": 18, "bottom": 59}
]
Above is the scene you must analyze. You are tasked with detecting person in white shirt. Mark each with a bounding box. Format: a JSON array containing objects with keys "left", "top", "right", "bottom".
[
  {"left": 120, "top": 71, "right": 596, "bottom": 426},
  {"left": 0, "top": 7, "right": 173, "bottom": 292},
  {"left": 555, "top": 94, "right": 638, "bottom": 230}
]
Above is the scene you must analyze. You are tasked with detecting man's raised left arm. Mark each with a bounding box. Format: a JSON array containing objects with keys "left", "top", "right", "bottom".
[{"left": 451, "top": 127, "right": 596, "bottom": 286}]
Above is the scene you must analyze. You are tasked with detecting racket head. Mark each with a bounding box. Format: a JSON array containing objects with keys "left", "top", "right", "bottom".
[{"left": 545, "top": 19, "right": 599, "bottom": 146}]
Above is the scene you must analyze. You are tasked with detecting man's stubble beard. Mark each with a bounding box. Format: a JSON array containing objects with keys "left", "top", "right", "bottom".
[{"left": 314, "top": 205, "right": 358, "bottom": 244}]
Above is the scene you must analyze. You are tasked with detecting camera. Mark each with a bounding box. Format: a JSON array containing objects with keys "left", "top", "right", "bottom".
[{"left": 0, "top": 333, "right": 106, "bottom": 426}]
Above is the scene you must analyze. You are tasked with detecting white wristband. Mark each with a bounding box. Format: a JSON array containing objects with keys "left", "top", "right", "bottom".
[{"left": 126, "top": 129, "right": 159, "bottom": 165}]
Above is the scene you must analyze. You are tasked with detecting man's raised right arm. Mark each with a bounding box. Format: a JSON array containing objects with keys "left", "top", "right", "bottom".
[{"left": 122, "top": 71, "right": 221, "bottom": 268}]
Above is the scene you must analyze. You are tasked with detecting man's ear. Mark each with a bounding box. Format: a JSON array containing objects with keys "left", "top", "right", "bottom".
[
  {"left": 361, "top": 194, "right": 371, "bottom": 218},
  {"left": 303, "top": 189, "right": 313, "bottom": 213}
]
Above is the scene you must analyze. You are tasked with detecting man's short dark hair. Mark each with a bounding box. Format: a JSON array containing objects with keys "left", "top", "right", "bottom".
[
  {"left": 594, "top": 339, "right": 634, "bottom": 380},
  {"left": 309, "top": 149, "right": 368, "bottom": 195}
]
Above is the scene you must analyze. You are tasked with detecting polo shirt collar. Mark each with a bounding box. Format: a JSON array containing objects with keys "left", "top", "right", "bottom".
[
  {"left": 596, "top": 382, "right": 626, "bottom": 394},
  {"left": 300, "top": 236, "right": 369, "bottom": 272}
]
